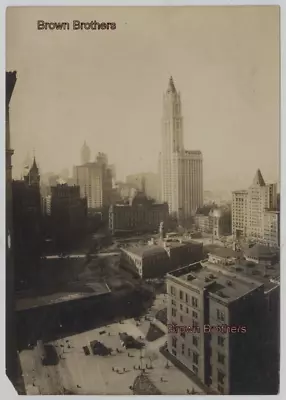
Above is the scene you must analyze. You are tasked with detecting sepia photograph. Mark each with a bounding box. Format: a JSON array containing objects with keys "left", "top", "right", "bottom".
[{"left": 5, "top": 5, "right": 280, "bottom": 395}]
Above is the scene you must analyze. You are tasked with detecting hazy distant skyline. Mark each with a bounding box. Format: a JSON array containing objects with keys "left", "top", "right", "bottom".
[{"left": 6, "top": 6, "right": 279, "bottom": 191}]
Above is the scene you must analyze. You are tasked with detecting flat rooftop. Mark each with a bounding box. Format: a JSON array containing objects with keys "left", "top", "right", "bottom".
[
  {"left": 122, "top": 245, "right": 167, "bottom": 258},
  {"left": 208, "top": 247, "right": 242, "bottom": 259},
  {"left": 16, "top": 282, "right": 111, "bottom": 312},
  {"left": 168, "top": 262, "right": 263, "bottom": 303},
  {"left": 202, "top": 260, "right": 280, "bottom": 293}
]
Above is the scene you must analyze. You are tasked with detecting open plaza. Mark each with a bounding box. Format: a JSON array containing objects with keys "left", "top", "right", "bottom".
[{"left": 20, "top": 293, "right": 204, "bottom": 395}]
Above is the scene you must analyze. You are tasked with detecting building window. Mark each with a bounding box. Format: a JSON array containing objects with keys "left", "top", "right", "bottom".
[
  {"left": 182, "top": 344, "right": 185, "bottom": 354},
  {"left": 180, "top": 315, "right": 183, "bottom": 323},
  {"left": 171, "top": 286, "right": 176, "bottom": 296},
  {"left": 186, "top": 307, "right": 189, "bottom": 314},
  {"left": 172, "top": 308, "right": 176, "bottom": 317},
  {"left": 172, "top": 336, "right": 177, "bottom": 348},
  {"left": 218, "top": 370, "right": 225, "bottom": 384},
  {"left": 185, "top": 293, "right": 189, "bottom": 303},
  {"left": 180, "top": 304, "right": 183, "bottom": 311},
  {"left": 172, "top": 299, "right": 176, "bottom": 306},
  {"left": 193, "top": 352, "right": 199, "bottom": 365},
  {"left": 193, "top": 319, "right": 199, "bottom": 328},
  {"left": 181, "top": 330, "right": 185, "bottom": 338},
  {"left": 193, "top": 336, "right": 199, "bottom": 347},
  {"left": 218, "top": 352, "right": 225, "bottom": 365},
  {"left": 192, "top": 297, "right": 198, "bottom": 308},
  {"left": 192, "top": 311, "right": 198, "bottom": 319},
  {"left": 180, "top": 290, "right": 183, "bottom": 300},
  {"left": 218, "top": 336, "right": 225, "bottom": 347},
  {"left": 217, "top": 309, "right": 225, "bottom": 322},
  {"left": 188, "top": 348, "right": 191, "bottom": 357}
]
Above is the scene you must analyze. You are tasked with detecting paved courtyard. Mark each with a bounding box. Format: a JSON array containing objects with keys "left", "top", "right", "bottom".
[{"left": 20, "top": 294, "right": 205, "bottom": 395}]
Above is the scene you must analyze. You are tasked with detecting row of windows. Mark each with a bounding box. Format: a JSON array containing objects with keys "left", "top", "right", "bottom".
[
  {"left": 170, "top": 286, "right": 199, "bottom": 308},
  {"left": 172, "top": 337, "right": 199, "bottom": 363}
]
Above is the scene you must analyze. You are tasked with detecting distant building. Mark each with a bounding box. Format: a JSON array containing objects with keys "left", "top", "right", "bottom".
[
  {"left": 231, "top": 190, "right": 248, "bottom": 238},
  {"left": 194, "top": 206, "right": 214, "bottom": 233},
  {"left": 12, "top": 161, "right": 43, "bottom": 288},
  {"left": 243, "top": 243, "right": 279, "bottom": 265},
  {"left": 121, "top": 245, "right": 170, "bottom": 278},
  {"left": 81, "top": 141, "right": 91, "bottom": 164},
  {"left": 121, "top": 239, "right": 203, "bottom": 278},
  {"left": 207, "top": 247, "right": 242, "bottom": 266},
  {"left": 232, "top": 170, "right": 278, "bottom": 247},
  {"left": 195, "top": 206, "right": 231, "bottom": 237},
  {"left": 109, "top": 191, "right": 169, "bottom": 235},
  {"left": 43, "top": 194, "right": 52, "bottom": 216},
  {"left": 159, "top": 77, "right": 203, "bottom": 222},
  {"left": 74, "top": 152, "right": 112, "bottom": 209},
  {"left": 50, "top": 184, "right": 87, "bottom": 250},
  {"left": 263, "top": 209, "right": 280, "bottom": 248}
]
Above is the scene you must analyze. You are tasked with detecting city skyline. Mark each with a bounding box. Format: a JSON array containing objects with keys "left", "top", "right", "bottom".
[{"left": 7, "top": 6, "right": 279, "bottom": 191}]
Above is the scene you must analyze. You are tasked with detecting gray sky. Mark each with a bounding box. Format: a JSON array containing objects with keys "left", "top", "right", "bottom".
[{"left": 6, "top": 6, "right": 279, "bottom": 191}]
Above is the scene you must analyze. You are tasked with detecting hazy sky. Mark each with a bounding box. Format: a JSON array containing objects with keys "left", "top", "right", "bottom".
[{"left": 6, "top": 6, "right": 279, "bottom": 191}]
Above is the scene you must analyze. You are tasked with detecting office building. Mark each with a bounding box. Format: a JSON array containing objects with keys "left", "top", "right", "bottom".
[
  {"left": 109, "top": 191, "right": 169, "bottom": 235},
  {"left": 121, "top": 238, "right": 203, "bottom": 278},
  {"left": 50, "top": 183, "right": 87, "bottom": 250},
  {"left": 81, "top": 141, "right": 91, "bottom": 164},
  {"left": 159, "top": 77, "right": 203, "bottom": 222},
  {"left": 167, "top": 250, "right": 279, "bottom": 394},
  {"left": 232, "top": 170, "right": 278, "bottom": 246},
  {"left": 74, "top": 152, "right": 112, "bottom": 209},
  {"left": 195, "top": 206, "right": 231, "bottom": 238}
]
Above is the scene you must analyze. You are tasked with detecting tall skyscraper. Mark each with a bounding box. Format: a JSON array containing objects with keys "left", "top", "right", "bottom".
[
  {"left": 159, "top": 77, "right": 203, "bottom": 222},
  {"left": 232, "top": 169, "right": 278, "bottom": 246},
  {"left": 74, "top": 153, "right": 112, "bottom": 209},
  {"left": 81, "top": 140, "right": 91, "bottom": 164}
]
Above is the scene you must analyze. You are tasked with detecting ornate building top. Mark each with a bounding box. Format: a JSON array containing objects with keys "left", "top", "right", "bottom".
[
  {"left": 251, "top": 169, "right": 266, "bottom": 187},
  {"left": 167, "top": 76, "right": 176, "bottom": 94},
  {"left": 24, "top": 156, "right": 40, "bottom": 186}
]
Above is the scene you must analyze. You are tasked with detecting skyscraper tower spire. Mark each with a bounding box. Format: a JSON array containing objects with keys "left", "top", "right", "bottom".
[
  {"left": 167, "top": 76, "right": 177, "bottom": 94},
  {"left": 81, "top": 141, "right": 91, "bottom": 164},
  {"left": 24, "top": 153, "right": 40, "bottom": 186},
  {"left": 159, "top": 77, "right": 203, "bottom": 222}
]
